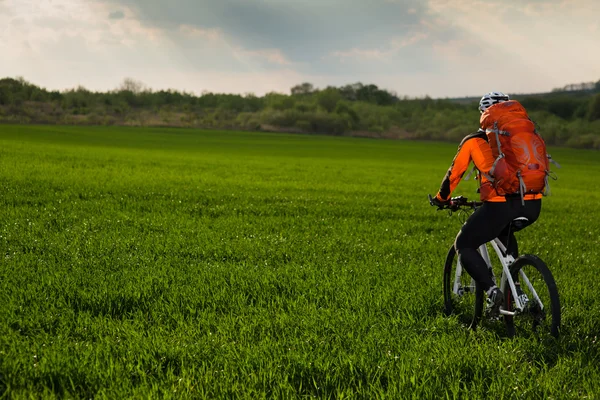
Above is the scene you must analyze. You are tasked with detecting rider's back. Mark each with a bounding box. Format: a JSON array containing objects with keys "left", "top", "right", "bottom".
[{"left": 480, "top": 100, "right": 549, "bottom": 199}]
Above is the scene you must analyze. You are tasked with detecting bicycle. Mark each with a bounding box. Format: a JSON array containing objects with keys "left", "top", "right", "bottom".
[{"left": 428, "top": 195, "right": 561, "bottom": 338}]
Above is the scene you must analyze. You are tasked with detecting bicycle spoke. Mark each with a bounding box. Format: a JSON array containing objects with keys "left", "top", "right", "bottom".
[
  {"left": 504, "top": 255, "right": 560, "bottom": 339},
  {"left": 443, "top": 246, "right": 484, "bottom": 330}
]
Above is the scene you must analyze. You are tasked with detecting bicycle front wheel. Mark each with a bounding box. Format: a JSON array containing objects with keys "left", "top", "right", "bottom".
[
  {"left": 504, "top": 254, "right": 561, "bottom": 338},
  {"left": 443, "top": 245, "right": 484, "bottom": 330}
]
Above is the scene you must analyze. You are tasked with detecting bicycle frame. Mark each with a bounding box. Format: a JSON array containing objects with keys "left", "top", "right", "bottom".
[{"left": 453, "top": 238, "right": 545, "bottom": 317}]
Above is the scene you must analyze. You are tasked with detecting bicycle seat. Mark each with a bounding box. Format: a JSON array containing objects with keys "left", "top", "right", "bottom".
[{"left": 511, "top": 217, "right": 529, "bottom": 232}]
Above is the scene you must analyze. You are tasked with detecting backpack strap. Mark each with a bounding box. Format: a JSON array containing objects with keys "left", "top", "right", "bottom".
[
  {"left": 488, "top": 154, "right": 505, "bottom": 180},
  {"left": 463, "top": 165, "right": 478, "bottom": 181},
  {"left": 542, "top": 154, "right": 560, "bottom": 197},
  {"left": 517, "top": 171, "right": 526, "bottom": 206},
  {"left": 547, "top": 154, "right": 561, "bottom": 168},
  {"left": 485, "top": 121, "right": 509, "bottom": 158}
]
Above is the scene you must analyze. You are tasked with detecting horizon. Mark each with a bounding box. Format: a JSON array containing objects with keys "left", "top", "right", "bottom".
[
  {"left": 1, "top": 0, "right": 599, "bottom": 98},
  {"left": 5, "top": 75, "right": 598, "bottom": 101}
]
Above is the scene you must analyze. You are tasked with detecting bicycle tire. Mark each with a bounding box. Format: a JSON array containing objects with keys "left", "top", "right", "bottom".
[
  {"left": 443, "top": 245, "right": 484, "bottom": 330},
  {"left": 504, "top": 254, "right": 560, "bottom": 338}
]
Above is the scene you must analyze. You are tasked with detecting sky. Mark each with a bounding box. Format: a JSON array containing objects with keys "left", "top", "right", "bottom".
[{"left": 1, "top": 0, "right": 599, "bottom": 98}]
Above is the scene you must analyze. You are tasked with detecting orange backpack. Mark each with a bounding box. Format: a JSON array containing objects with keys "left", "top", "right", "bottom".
[{"left": 480, "top": 100, "right": 554, "bottom": 202}]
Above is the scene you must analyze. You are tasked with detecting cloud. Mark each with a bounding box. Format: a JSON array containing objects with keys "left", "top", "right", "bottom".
[
  {"left": 95, "top": 0, "right": 431, "bottom": 63},
  {"left": 0, "top": 0, "right": 303, "bottom": 94},
  {"left": 178, "top": 24, "right": 221, "bottom": 41},
  {"left": 233, "top": 48, "right": 292, "bottom": 66},
  {"left": 108, "top": 10, "right": 125, "bottom": 20},
  {"left": 1, "top": 0, "right": 599, "bottom": 98},
  {"left": 424, "top": 0, "right": 600, "bottom": 90},
  {"left": 330, "top": 32, "right": 429, "bottom": 61},
  {"left": 421, "top": 0, "right": 600, "bottom": 98}
]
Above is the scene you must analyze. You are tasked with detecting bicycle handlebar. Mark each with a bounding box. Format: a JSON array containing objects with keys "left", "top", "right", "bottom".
[{"left": 428, "top": 194, "right": 482, "bottom": 212}]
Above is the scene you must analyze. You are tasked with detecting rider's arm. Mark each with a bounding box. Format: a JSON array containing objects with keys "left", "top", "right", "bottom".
[
  {"left": 469, "top": 136, "right": 495, "bottom": 174},
  {"left": 435, "top": 135, "right": 492, "bottom": 202},
  {"left": 435, "top": 139, "right": 474, "bottom": 201}
]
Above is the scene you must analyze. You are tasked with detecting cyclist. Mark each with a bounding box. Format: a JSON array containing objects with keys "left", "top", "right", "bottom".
[{"left": 430, "top": 92, "right": 543, "bottom": 309}]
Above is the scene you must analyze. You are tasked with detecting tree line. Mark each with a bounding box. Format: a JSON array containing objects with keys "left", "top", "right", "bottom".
[{"left": 1, "top": 77, "right": 599, "bottom": 149}]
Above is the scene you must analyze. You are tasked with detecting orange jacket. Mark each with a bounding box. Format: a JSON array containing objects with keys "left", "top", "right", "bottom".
[{"left": 435, "top": 131, "right": 542, "bottom": 203}]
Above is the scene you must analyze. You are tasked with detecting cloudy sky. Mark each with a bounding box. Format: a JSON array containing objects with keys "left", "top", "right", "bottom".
[{"left": 1, "top": 0, "right": 599, "bottom": 98}]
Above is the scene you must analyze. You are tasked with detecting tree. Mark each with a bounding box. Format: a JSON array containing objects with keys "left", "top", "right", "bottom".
[
  {"left": 242, "top": 93, "right": 264, "bottom": 112},
  {"left": 290, "top": 82, "right": 314, "bottom": 96},
  {"left": 0, "top": 77, "right": 36, "bottom": 105},
  {"left": 264, "top": 92, "right": 295, "bottom": 110},
  {"left": 317, "top": 87, "right": 342, "bottom": 113},
  {"left": 588, "top": 93, "right": 600, "bottom": 121},
  {"left": 216, "top": 94, "right": 247, "bottom": 112},
  {"left": 339, "top": 83, "right": 363, "bottom": 101},
  {"left": 118, "top": 78, "right": 146, "bottom": 94},
  {"left": 356, "top": 84, "right": 398, "bottom": 106},
  {"left": 335, "top": 102, "right": 360, "bottom": 127}
]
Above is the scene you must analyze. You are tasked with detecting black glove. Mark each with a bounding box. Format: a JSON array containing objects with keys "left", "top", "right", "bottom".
[{"left": 429, "top": 194, "right": 449, "bottom": 209}]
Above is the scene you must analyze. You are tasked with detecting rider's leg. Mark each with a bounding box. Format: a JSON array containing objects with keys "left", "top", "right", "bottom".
[
  {"left": 498, "top": 198, "right": 542, "bottom": 259},
  {"left": 498, "top": 225, "right": 518, "bottom": 258},
  {"left": 516, "top": 198, "right": 541, "bottom": 226},
  {"left": 454, "top": 201, "right": 516, "bottom": 293}
]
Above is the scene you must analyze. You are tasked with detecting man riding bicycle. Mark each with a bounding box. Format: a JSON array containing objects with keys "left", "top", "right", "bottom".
[{"left": 430, "top": 92, "right": 543, "bottom": 309}]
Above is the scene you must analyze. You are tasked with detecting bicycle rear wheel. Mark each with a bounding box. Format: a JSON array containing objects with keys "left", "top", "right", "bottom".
[
  {"left": 443, "top": 245, "right": 484, "bottom": 330},
  {"left": 504, "top": 254, "right": 560, "bottom": 338}
]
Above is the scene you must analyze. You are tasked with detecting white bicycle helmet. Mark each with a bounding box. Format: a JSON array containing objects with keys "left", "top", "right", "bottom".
[{"left": 478, "top": 91, "right": 510, "bottom": 113}]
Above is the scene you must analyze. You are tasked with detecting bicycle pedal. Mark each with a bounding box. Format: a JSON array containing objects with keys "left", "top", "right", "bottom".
[{"left": 485, "top": 305, "right": 501, "bottom": 319}]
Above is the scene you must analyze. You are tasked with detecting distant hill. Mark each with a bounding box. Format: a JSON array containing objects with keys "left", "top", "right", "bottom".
[
  {"left": 1, "top": 77, "right": 599, "bottom": 149},
  {"left": 447, "top": 80, "right": 600, "bottom": 104}
]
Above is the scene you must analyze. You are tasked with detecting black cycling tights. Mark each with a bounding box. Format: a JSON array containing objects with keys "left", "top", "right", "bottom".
[{"left": 454, "top": 198, "right": 542, "bottom": 292}]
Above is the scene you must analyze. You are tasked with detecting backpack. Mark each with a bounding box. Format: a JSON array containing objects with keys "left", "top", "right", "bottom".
[{"left": 479, "top": 100, "right": 556, "bottom": 203}]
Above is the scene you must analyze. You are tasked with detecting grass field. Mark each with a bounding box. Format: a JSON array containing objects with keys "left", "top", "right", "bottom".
[{"left": 0, "top": 125, "right": 599, "bottom": 398}]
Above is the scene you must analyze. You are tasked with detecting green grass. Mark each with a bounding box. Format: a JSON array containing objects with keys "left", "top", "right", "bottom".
[{"left": 0, "top": 125, "right": 599, "bottom": 398}]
